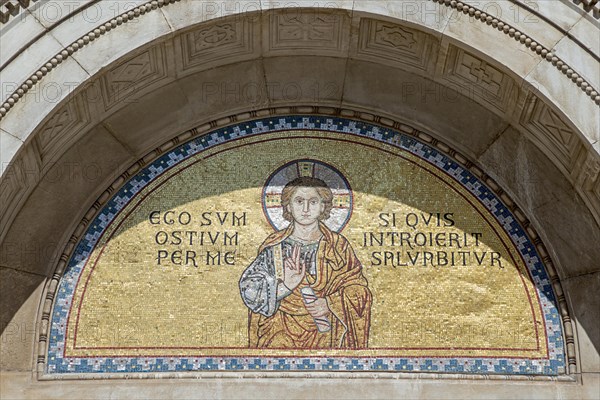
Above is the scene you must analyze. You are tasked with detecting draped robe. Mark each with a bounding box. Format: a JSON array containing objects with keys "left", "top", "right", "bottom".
[{"left": 239, "top": 223, "right": 372, "bottom": 349}]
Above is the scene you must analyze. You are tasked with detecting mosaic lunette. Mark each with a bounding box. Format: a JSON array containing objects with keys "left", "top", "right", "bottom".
[{"left": 45, "top": 117, "right": 565, "bottom": 376}]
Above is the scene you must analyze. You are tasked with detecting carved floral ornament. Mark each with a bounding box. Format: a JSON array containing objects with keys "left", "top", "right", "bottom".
[{"left": 0, "top": 0, "right": 599, "bottom": 123}]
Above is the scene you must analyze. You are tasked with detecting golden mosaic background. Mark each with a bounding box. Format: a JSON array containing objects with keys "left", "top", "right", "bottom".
[{"left": 65, "top": 131, "right": 546, "bottom": 359}]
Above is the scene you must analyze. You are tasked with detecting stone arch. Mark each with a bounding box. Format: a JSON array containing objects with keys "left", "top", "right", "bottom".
[{"left": 1, "top": 1, "right": 598, "bottom": 397}]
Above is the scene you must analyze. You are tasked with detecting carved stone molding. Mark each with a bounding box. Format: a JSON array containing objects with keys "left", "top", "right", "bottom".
[
  {"left": 356, "top": 19, "right": 439, "bottom": 73},
  {"left": 442, "top": 45, "right": 517, "bottom": 115},
  {"left": 265, "top": 10, "right": 347, "bottom": 55},
  {"left": 574, "top": 151, "right": 600, "bottom": 222},
  {"left": 180, "top": 19, "right": 255, "bottom": 72},
  {"left": 100, "top": 45, "right": 169, "bottom": 110},
  {"left": 1, "top": 0, "right": 595, "bottom": 26},
  {"left": 429, "top": 0, "right": 599, "bottom": 105},
  {"left": 0, "top": 144, "right": 41, "bottom": 240},
  {"left": 573, "top": 0, "right": 599, "bottom": 16},
  {"left": 1, "top": 0, "right": 598, "bottom": 124},
  {"left": 0, "top": 0, "right": 36, "bottom": 24},
  {"left": 520, "top": 94, "right": 586, "bottom": 175},
  {"left": 34, "top": 94, "right": 92, "bottom": 165}
]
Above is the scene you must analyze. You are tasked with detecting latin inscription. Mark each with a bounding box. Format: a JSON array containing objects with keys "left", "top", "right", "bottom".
[
  {"left": 364, "top": 212, "right": 503, "bottom": 268},
  {"left": 147, "top": 209, "right": 502, "bottom": 269},
  {"left": 149, "top": 210, "right": 247, "bottom": 267}
]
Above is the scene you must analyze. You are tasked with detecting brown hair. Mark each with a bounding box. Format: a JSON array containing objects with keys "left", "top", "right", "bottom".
[{"left": 281, "top": 177, "right": 333, "bottom": 222}]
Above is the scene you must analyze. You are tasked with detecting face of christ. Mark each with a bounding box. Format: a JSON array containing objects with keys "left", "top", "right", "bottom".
[
  {"left": 280, "top": 176, "right": 333, "bottom": 230},
  {"left": 287, "top": 186, "right": 325, "bottom": 227}
]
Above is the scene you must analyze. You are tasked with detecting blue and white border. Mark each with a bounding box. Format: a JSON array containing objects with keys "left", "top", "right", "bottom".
[{"left": 45, "top": 115, "right": 565, "bottom": 376}]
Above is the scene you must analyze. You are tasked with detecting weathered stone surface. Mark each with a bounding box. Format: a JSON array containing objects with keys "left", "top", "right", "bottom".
[
  {"left": 1, "top": 371, "right": 599, "bottom": 399},
  {"left": 342, "top": 59, "right": 508, "bottom": 159},
  {"left": 0, "top": 268, "right": 44, "bottom": 371},
  {"left": 263, "top": 56, "right": 346, "bottom": 105},
  {"left": 1, "top": 124, "right": 133, "bottom": 276},
  {"left": 0, "top": 57, "right": 90, "bottom": 145},
  {"left": 562, "top": 272, "right": 600, "bottom": 373},
  {"left": 478, "top": 126, "right": 600, "bottom": 278}
]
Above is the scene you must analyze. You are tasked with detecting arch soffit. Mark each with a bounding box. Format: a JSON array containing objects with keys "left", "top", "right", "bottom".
[
  {"left": 1, "top": 3, "right": 599, "bottom": 242},
  {"left": 0, "top": 1, "right": 598, "bottom": 140},
  {"left": 1, "top": 1, "right": 598, "bottom": 125}
]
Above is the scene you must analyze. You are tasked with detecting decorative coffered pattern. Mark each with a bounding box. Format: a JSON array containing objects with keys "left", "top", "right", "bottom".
[
  {"left": 442, "top": 45, "right": 517, "bottom": 115},
  {"left": 34, "top": 94, "right": 91, "bottom": 164},
  {"left": 520, "top": 94, "right": 586, "bottom": 175},
  {"left": 575, "top": 151, "right": 600, "bottom": 222},
  {"left": 2, "top": 0, "right": 598, "bottom": 124},
  {"left": 180, "top": 19, "right": 255, "bottom": 72},
  {"left": 356, "top": 19, "right": 439, "bottom": 73},
  {"left": 100, "top": 45, "right": 169, "bottom": 110},
  {"left": 0, "top": 0, "right": 35, "bottom": 24},
  {"left": 573, "top": 0, "right": 599, "bottom": 15},
  {"left": 266, "top": 11, "right": 346, "bottom": 55},
  {"left": 0, "top": 145, "right": 41, "bottom": 240}
]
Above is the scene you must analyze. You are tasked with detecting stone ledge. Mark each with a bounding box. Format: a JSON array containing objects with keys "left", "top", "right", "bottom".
[{"left": 1, "top": 371, "right": 597, "bottom": 400}]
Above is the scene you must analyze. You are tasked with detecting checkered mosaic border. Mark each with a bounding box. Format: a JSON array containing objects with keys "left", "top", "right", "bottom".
[{"left": 46, "top": 116, "right": 565, "bottom": 376}]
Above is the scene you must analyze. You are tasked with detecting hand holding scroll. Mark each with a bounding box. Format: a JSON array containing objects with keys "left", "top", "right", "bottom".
[{"left": 304, "top": 297, "right": 330, "bottom": 318}]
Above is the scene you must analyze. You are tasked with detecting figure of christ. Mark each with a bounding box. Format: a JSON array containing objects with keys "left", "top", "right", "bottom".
[{"left": 239, "top": 177, "right": 372, "bottom": 349}]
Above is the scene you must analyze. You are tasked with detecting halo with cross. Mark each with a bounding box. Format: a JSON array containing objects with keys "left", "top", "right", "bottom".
[{"left": 262, "top": 159, "right": 353, "bottom": 232}]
